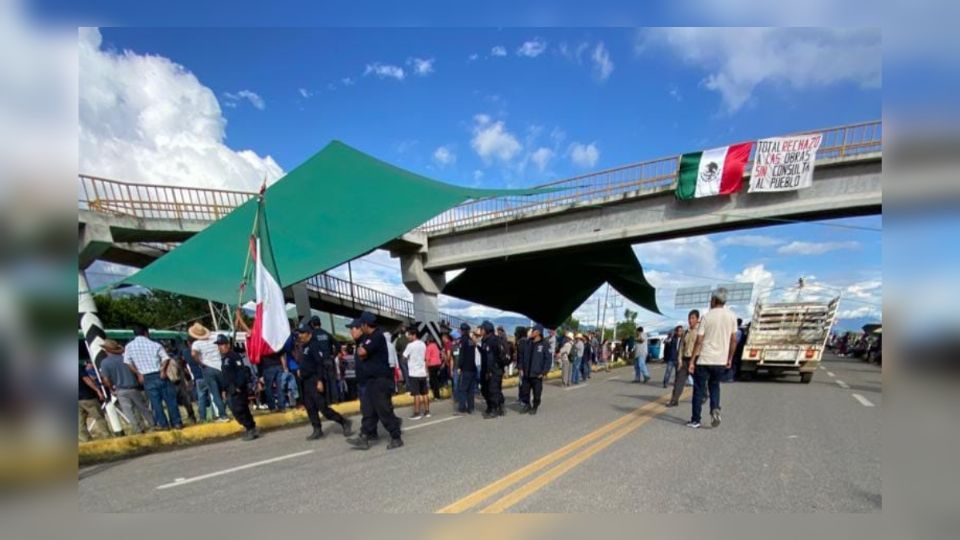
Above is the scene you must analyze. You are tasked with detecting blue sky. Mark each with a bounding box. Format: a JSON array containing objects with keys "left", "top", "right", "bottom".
[{"left": 81, "top": 27, "right": 882, "bottom": 331}]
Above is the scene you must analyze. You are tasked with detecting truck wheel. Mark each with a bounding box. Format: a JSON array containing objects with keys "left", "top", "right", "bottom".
[{"left": 800, "top": 372, "right": 813, "bottom": 384}]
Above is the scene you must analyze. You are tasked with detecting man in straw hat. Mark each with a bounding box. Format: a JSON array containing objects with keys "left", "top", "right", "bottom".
[
  {"left": 188, "top": 322, "right": 230, "bottom": 423},
  {"left": 100, "top": 339, "right": 153, "bottom": 435}
]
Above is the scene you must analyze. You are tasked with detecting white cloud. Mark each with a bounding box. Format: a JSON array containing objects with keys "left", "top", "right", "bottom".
[
  {"left": 491, "top": 45, "right": 507, "bottom": 57},
  {"left": 777, "top": 241, "right": 860, "bottom": 256},
  {"left": 470, "top": 114, "right": 521, "bottom": 163},
  {"left": 79, "top": 27, "right": 283, "bottom": 192},
  {"left": 473, "top": 170, "right": 484, "bottom": 181},
  {"left": 568, "top": 141, "right": 600, "bottom": 168},
  {"left": 718, "top": 234, "right": 784, "bottom": 248},
  {"left": 298, "top": 87, "right": 312, "bottom": 98},
  {"left": 341, "top": 77, "right": 354, "bottom": 86},
  {"left": 468, "top": 53, "right": 479, "bottom": 61},
  {"left": 516, "top": 38, "right": 547, "bottom": 58},
  {"left": 668, "top": 85, "right": 682, "bottom": 101},
  {"left": 530, "top": 147, "right": 554, "bottom": 172},
  {"left": 734, "top": 264, "right": 776, "bottom": 318},
  {"left": 363, "top": 62, "right": 405, "bottom": 80},
  {"left": 640, "top": 28, "right": 881, "bottom": 112},
  {"left": 407, "top": 57, "right": 435, "bottom": 76},
  {"left": 591, "top": 42, "right": 614, "bottom": 80},
  {"left": 223, "top": 89, "right": 265, "bottom": 110},
  {"left": 432, "top": 145, "right": 456, "bottom": 167}
]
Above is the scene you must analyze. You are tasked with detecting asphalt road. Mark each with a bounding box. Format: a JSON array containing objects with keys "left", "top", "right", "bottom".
[{"left": 78, "top": 353, "right": 880, "bottom": 513}]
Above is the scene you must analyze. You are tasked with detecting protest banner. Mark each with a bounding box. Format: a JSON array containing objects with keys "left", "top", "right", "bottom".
[{"left": 749, "top": 133, "right": 823, "bottom": 193}]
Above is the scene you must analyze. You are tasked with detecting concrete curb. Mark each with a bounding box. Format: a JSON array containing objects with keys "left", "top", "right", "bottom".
[{"left": 79, "top": 361, "right": 630, "bottom": 465}]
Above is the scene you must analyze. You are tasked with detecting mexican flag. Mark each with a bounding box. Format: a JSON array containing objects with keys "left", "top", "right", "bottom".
[
  {"left": 676, "top": 142, "right": 753, "bottom": 200},
  {"left": 245, "top": 192, "right": 289, "bottom": 364}
]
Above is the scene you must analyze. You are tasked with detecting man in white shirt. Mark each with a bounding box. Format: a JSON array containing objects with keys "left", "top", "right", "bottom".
[
  {"left": 687, "top": 288, "right": 739, "bottom": 429},
  {"left": 188, "top": 323, "right": 230, "bottom": 422},
  {"left": 633, "top": 327, "right": 650, "bottom": 383},
  {"left": 123, "top": 324, "right": 183, "bottom": 429},
  {"left": 402, "top": 327, "right": 430, "bottom": 419}
]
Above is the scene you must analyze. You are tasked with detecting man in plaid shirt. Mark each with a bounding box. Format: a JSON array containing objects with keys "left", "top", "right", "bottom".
[{"left": 124, "top": 324, "right": 183, "bottom": 429}]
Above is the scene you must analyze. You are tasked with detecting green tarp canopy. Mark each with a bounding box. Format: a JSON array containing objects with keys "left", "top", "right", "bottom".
[
  {"left": 442, "top": 245, "right": 661, "bottom": 328},
  {"left": 120, "top": 141, "right": 557, "bottom": 304}
]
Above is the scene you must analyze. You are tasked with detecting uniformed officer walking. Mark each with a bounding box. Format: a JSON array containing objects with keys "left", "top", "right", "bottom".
[
  {"left": 347, "top": 311, "right": 404, "bottom": 450},
  {"left": 296, "top": 324, "right": 353, "bottom": 440},
  {"left": 519, "top": 324, "right": 550, "bottom": 414},
  {"left": 215, "top": 335, "right": 259, "bottom": 441},
  {"left": 479, "top": 320, "right": 506, "bottom": 419},
  {"left": 307, "top": 315, "right": 341, "bottom": 403}
]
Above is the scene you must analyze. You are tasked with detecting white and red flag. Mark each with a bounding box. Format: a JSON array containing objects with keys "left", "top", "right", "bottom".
[{"left": 245, "top": 191, "right": 289, "bottom": 364}]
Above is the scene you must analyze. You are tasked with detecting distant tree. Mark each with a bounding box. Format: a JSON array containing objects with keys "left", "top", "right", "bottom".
[
  {"left": 94, "top": 291, "right": 212, "bottom": 330},
  {"left": 616, "top": 308, "right": 639, "bottom": 340},
  {"left": 561, "top": 315, "right": 580, "bottom": 333}
]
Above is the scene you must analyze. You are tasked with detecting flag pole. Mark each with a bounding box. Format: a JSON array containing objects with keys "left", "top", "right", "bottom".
[{"left": 234, "top": 178, "right": 267, "bottom": 341}]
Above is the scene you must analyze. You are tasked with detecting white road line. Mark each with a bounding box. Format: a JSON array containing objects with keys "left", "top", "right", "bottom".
[
  {"left": 565, "top": 383, "right": 589, "bottom": 391},
  {"left": 852, "top": 394, "right": 875, "bottom": 407},
  {"left": 403, "top": 415, "right": 460, "bottom": 431},
  {"left": 607, "top": 376, "right": 620, "bottom": 382},
  {"left": 835, "top": 380, "right": 850, "bottom": 389},
  {"left": 156, "top": 450, "right": 314, "bottom": 490},
  {"left": 826, "top": 371, "right": 836, "bottom": 377}
]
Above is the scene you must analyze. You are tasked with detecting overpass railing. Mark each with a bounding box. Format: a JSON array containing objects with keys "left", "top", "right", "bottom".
[
  {"left": 417, "top": 120, "right": 882, "bottom": 234},
  {"left": 79, "top": 174, "right": 255, "bottom": 221},
  {"left": 305, "top": 272, "right": 465, "bottom": 328}
]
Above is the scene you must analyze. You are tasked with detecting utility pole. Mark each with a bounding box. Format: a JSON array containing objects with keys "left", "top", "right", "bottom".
[
  {"left": 598, "top": 283, "right": 610, "bottom": 341},
  {"left": 796, "top": 276, "right": 805, "bottom": 302}
]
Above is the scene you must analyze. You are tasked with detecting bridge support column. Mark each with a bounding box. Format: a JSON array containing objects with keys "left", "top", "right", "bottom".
[
  {"left": 400, "top": 253, "right": 445, "bottom": 325},
  {"left": 288, "top": 282, "right": 312, "bottom": 325}
]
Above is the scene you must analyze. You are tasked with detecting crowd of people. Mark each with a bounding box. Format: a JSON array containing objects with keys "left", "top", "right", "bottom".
[{"left": 79, "top": 290, "right": 745, "bottom": 444}]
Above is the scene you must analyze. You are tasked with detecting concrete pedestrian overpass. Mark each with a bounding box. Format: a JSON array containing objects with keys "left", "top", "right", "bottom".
[{"left": 79, "top": 120, "right": 881, "bottom": 325}]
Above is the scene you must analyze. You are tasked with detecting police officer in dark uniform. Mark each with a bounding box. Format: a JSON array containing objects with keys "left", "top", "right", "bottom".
[
  {"left": 519, "top": 324, "right": 550, "bottom": 415},
  {"left": 216, "top": 335, "right": 259, "bottom": 441},
  {"left": 456, "top": 322, "right": 477, "bottom": 414},
  {"left": 479, "top": 320, "right": 506, "bottom": 419},
  {"left": 308, "top": 315, "right": 341, "bottom": 403},
  {"left": 347, "top": 311, "right": 403, "bottom": 450},
  {"left": 296, "top": 324, "right": 353, "bottom": 440}
]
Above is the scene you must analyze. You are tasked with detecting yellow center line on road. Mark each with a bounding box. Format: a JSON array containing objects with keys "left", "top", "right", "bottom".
[
  {"left": 436, "top": 390, "right": 683, "bottom": 513},
  {"left": 478, "top": 397, "right": 672, "bottom": 513}
]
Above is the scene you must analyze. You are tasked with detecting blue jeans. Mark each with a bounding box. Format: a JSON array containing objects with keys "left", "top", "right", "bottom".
[
  {"left": 691, "top": 365, "right": 724, "bottom": 423},
  {"left": 199, "top": 366, "right": 228, "bottom": 420},
  {"left": 261, "top": 365, "right": 284, "bottom": 411},
  {"left": 194, "top": 377, "right": 209, "bottom": 421},
  {"left": 634, "top": 356, "right": 650, "bottom": 381},
  {"left": 457, "top": 370, "right": 476, "bottom": 412},
  {"left": 571, "top": 356, "right": 582, "bottom": 384},
  {"left": 583, "top": 357, "right": 592, "bottom": 380},
  {"left": 143, "top": 372, "right": 182, "bottom": 428},
  {"left": 278, "top": 371, "right": 299, "bottom": 408},
  {"left": 663, "top": 360, "right": 677, "bottom": 387}
]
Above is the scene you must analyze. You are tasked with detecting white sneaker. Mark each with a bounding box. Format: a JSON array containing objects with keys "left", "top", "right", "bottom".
[
  {"left": 216, "top": 417, "right": 230, "bottom": 423},
  {"left": 685, "top": 421, "right": 701, "bottom": 429},
  {"left": 424, "top": 412, "right": 432, "bottom": 418},
  {"left": 410, "top": 414, "right": 423, "bottom": 420},
  {"left": 711, "top": 409, "right": 721, "bottom": 428}
]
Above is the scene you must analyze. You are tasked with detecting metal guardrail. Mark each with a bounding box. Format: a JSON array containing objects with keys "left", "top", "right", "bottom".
[
  {"left": 79, "top": 121, "right": 881, "bottom": 233},
  {"left": 79, "top": 174, "right": 255, "bottom": 221},
  {"left": 417, "top": 120, "right": 882, "bottom": 234}
]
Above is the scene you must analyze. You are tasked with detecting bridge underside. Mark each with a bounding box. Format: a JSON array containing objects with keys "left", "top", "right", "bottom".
[{"left": 422, "top": 155, "right": 882, "bottom": 271}]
